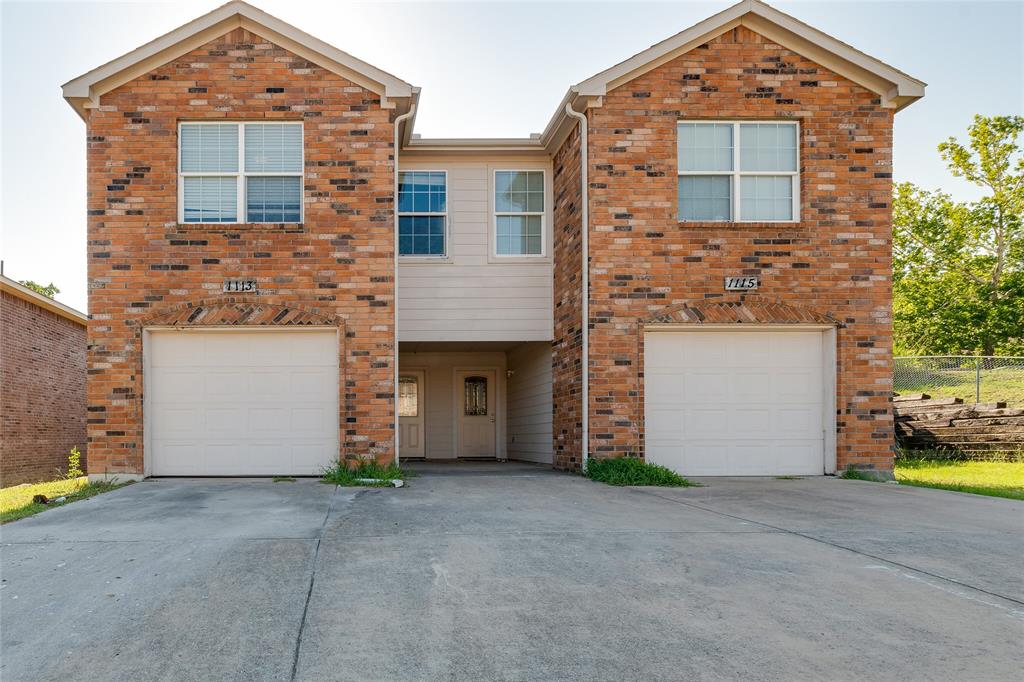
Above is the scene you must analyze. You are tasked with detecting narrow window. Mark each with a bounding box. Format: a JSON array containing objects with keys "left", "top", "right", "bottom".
[
  {"left": 495, "top": 170, "right": 544, "bottom": 256},
  {"left": 677, "top": 121, "right": 798, "bottom": 222},
  {"left": 398, "top": 375, "right": 419, "bottom": 417},
  {"left": 463, "top": 376, "right": 488, "bottom": 416},
  {"left": 179, "top": 122, "right": 303, "bottom": 224},
  {"left": 398, "top": 171, "right": 447, "bottom": 257}
]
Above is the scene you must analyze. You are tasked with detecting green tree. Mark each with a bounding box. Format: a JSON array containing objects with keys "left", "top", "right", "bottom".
[
  {"left": 19, "top": 280, "right": 60, "bottom": 298},
  {"left": 893, "top": 115, "right": 1023, "bottom": 356}
]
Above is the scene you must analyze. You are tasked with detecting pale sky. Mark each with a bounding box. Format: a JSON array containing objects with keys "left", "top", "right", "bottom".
[{"left": 1, "top": 0, "right": 1021, "bottom": 312}]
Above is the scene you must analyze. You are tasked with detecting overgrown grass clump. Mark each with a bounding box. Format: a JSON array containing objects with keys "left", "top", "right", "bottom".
[
  {"left": 1, "top": 477, "right": 131, "bottom": 524},
  {"left": 584, "top": 456, "right": 694, "bottom": 487},
  {"left": 321, "top": 460, "right": 413, "bottom": 487}
]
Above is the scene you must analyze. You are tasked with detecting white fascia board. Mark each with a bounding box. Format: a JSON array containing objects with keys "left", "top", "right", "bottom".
[
  {"left": 0, "top": 275, "right": 88, "bottom": 324},
  {"left": 571, "top": 0, "right": 924, "bottom": 109},
  {"left": 62, "top": 0, "right": 415, "bottom": 120}
]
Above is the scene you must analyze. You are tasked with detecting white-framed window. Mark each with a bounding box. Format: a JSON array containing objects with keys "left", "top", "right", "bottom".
[
  {"left": 398, "top": 170, "right": 447, "bottom": 257},
  {"left": 494, "top": 170, "right": 545, "bottom": 256},
  {"left": 178, "top": 121, "right": 303, "bottom": 224},
  {"left": 677, "top": 121, "right": 799, "bottom": 222}
]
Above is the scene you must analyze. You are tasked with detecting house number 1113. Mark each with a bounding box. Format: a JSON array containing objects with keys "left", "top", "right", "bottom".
[{"left": 223, "top": 279, "right": 258, "bottom": 293}]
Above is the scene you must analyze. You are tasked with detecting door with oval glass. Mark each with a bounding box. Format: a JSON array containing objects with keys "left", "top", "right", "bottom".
[
  {"left": 398, "top": 370, "right": 425, "bottom": 459},
  {"left": 456, "top": 369, "right": 496, "bottom": 457}
]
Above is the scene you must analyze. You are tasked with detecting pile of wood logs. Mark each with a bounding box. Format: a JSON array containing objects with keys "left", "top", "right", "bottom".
[{"left": 894, "top": 393, "right": 1024, "bottom": 459}]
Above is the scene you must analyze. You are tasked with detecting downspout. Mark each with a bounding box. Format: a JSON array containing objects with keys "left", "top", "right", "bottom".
[
  {"left": 564, "top": 100, "right": 589, "bottom": 470},
  {"left": 392, "top": 103, "right": 417, "bottom": 466}
]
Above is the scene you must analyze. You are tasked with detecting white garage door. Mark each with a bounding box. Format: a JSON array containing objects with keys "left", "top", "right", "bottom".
[
  {"left": 147, "top": 330, "right": 339, "bottom": 476},
  {"left": 644, "top": 330, "right": 829, "bottom": 476}
]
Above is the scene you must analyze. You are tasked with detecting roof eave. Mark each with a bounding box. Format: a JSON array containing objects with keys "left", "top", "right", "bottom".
[
  {"left": 0, "top": 275, "right": 88, "bottom": 325},
  {"left": 61, "top": 0, "right": 416, "bottom": 119}
]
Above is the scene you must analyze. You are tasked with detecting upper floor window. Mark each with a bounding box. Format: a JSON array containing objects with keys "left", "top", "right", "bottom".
[
  {"left": 677, "top": 121, "right": 798, "bottom": 222},
  {"left": 179, "top": 122, "right": 303, "bottom": 224},
  {"left": 495, "top": 170, "right": 544, "bottom": 256},
  {"left": 398, "top": 171, "right": 447, "bottom": 257}
]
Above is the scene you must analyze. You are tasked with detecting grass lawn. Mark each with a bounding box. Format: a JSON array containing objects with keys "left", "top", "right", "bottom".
[
  {"left": 1, "top": 477, "right": 131, "bottom": 524},
  {"left": 894, "top": 459, "right": 1024, "bottom": 500}
]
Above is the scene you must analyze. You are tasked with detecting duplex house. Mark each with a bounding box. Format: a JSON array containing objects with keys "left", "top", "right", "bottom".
[{"left": 63, "top": 0, "right": 924, "bottom": 480}]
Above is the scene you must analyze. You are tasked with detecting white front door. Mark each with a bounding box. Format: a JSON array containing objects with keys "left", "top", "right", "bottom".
[
  {"left": 147, "top": 329, "right": 339, "bottom": 476},
  {"left": 644, "top": 330, "right": 829, "bottom": 476},
  {"left": 398, "top": 370, "right": 425, "bottom": 458},
  {"left": 456, "top": 369, "right": 496, "bottom": 457}
]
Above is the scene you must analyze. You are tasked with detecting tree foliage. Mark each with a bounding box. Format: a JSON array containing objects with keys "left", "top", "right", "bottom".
[
  {"left": 19, "top": 280, "right": 60, "bottom": 299},
  {"left": 893, "top": 115, "right": 1023, "bottom": 356}
]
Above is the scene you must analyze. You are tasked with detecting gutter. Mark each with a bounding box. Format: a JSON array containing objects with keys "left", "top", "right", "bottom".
[
  {"left": 564, "top": 101, "right": 589, "bottom": 470},
  {"left": 392, "top": 103, "right": 417, "bottom": 467}
]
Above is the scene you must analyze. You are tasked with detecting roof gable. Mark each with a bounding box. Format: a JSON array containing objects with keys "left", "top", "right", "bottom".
[
  {"left": 574, "top": 0, "right": 924, "bottom": 110},
  {"left": 62, "top": 0, "right": 416, "bottom": 120}
]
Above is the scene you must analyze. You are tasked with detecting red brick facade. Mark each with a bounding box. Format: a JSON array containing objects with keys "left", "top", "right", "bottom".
[
  {"left": 85, "top": 28, "right": 396, "bottom": 477},
  {"left": 552, "top": 123, "right": 585, "bottom": 470},
  {"left": 1, "top": 291, "right": 87, "bottom": 485},
  {"left": 553, "top": 26, "right": 896, "bottom": 474}
]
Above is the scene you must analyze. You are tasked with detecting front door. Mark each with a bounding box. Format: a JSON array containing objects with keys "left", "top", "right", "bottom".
[
  {"left": 398, "top": 370, "right": 425, "bottom": 458},
  {"left": 457, "top": 369, "right": 496, "bottom": 457}
]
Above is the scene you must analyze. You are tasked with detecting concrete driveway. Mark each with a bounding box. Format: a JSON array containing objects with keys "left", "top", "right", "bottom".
[{"left": 1, "top": 464, "right": 1021, "bottom": 681}]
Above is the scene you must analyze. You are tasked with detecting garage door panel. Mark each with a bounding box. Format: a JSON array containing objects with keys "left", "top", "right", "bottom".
[
  {"left": 149, "top": 330, "right": 339, "bottom": 476},
  {"left": 731, "top": 370, "right": 773, "bottom": 402},
  {"left": 683, "top": 370, "right": 730, "bottom": 402},
  {"left": 683, "top": 408, "right": 728, "bottom": 437},
  {"left": 645, "top": 330, "right": 828, "bottom": 476},
  {"left": 205, "top": 408, "right": 245, "bottom": 433},
  {"left": 731, "top": 408, "right": 772, "bottom": 434}
]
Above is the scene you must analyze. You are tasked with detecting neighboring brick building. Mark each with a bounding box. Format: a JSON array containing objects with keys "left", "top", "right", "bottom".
[
  {"left": 1, "top": 275, "right": 88, "bottom": 486},
  {"left": 62, "top": 0, "right": 923, "bottom": 480}
]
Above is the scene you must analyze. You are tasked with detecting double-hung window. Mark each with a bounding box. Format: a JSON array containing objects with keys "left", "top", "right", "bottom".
[
  {"left": 398, "top": 171, "right": 447, "bottom": 257},
  {"left": 494, "top": 170, "right": 544, "bottom": 256},
  {"left": 179, "top": 122, "right": 303, "bottom": 224},
  {"left": 677, "top": 121, "right": 798, "bottom": 222}
]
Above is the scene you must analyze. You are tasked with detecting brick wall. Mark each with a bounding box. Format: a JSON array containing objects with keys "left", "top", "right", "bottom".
[
  {"left": 85, "top": 28, "right": 396, "bottom": 476},
  {"left": 551, "top": 123, "right": 584, "bottom": 469},
  {"left": 555, "top": 26, "right": 896, "bottom": 473},
  {"left": 1, "top": 292, "right": 87, "bottom": 486}
]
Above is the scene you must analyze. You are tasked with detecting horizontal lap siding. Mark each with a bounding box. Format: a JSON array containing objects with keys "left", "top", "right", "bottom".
[
  {"left": 397, "top": 158, "right": 553, "bottom": 342},
  {"left": 507, "top": 343, "right": 553, "bottom": 463}
]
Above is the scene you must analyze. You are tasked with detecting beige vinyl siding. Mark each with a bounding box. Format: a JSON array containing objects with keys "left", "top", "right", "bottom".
[
  {"left": 398, "top": 351, "right": 507, "bottom": 459},
  {"left": 397, "top": 155, "right": 553, "bottom": 342},
  {"left": 506, "top": 342, "right": 553, "bottom": 464}
]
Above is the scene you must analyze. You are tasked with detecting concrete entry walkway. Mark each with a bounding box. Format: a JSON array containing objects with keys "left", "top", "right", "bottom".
[{"left": 1, "top": 467, "right": 1021, "bottom": 681}]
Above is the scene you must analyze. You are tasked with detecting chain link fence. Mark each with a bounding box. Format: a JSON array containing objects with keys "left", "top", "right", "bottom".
[{"left": 894, "top": 356, "right": 1024, "bottom": 406}]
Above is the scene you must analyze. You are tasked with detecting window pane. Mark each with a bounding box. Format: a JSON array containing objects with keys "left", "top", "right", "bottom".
[
  {"left": 496, "top": 171, "right": 543, "bottom": 212},
  {"left": 398, "top": 171, "right": 446, "bottom": 215},
  {"left": 246, "top": 176, "right": 301, "bottom": 222},
  {"left": 496, "top": 216, "right": 543, "bottom": 255},
  {"left": 244, "top": 124, "right": 302, "bottom": 173},
  {"left": 678, "top": 175, "right": 731, "bottom": 221},
  {"left": 740, "top": 123, "right": 797, "bottom": 172},
  {"left": 740, "top": 175, "right": 793, "bottom": 220},
  {"left": 180, "top": 124, "right": 238, "bottom": 173},
  {"left": 464, "top": 376, "right": 488, "bottom": 416},
  {"left": 678, "top": 123, "right": 733, "bottom": 171},
  {"left": 398, "top": 215, "right": 445, "bottom": 255},
  {"left": 183, "top": 176, "right": 237, "bottom": 223},
  {"left": 398, "top": 376, "right": 418, "bottom": 417}
]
